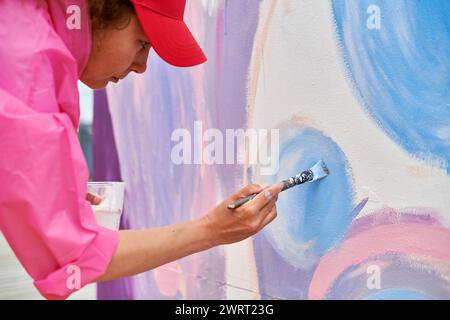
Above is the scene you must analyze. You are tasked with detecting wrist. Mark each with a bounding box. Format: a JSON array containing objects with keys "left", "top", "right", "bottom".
[{"left": 194, "top": 215, "right": 217, "bottom": 249}]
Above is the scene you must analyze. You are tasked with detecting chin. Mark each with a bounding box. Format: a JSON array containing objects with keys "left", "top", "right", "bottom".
[{"left": 79, "top": 78, "right": 109, "bottom": 90}]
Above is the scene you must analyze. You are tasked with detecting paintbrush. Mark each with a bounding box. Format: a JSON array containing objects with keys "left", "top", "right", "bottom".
[{"left": 227, "top": 160, "right": 330, "bottom": 209}]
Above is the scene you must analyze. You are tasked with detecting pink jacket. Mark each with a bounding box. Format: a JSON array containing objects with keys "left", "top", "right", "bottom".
[{"left": 0, "top": 0, "right": 119, "bottom": 299}]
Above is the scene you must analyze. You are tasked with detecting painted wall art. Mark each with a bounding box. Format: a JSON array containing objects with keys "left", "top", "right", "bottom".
[{"left": 94, "top": 0, "right": 450, "bottom": 299}]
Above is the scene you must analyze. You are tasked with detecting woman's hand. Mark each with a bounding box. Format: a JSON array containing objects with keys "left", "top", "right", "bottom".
[
  {"left": 203, "top": 183, "right": 284, "bottom": 246},
  {"left": 86, "top": 192, "right": 102, "bottom": 205},
  {"left": 97, "top": 183, "right": 283, "bottom": 282}
]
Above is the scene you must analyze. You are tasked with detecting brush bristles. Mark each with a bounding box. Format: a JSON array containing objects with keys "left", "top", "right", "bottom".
[
  {"left": 321, "top": 161, "right": 330, "bottom": 175},
  {"left": 311, "top": 160, "right": 330, "bottom": 180}
]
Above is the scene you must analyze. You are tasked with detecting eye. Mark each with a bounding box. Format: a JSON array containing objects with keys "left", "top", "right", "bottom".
[{"left": 140, "top": 41, "right": 150, "bottom": 51}]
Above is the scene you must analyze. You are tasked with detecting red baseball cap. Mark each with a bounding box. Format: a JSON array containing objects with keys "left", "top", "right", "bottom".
[{"left": 131, "top": 0, "right": 207, "bottom": 67}]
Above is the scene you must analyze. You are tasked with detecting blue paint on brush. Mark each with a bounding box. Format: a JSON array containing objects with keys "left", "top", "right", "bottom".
[
  {"left": 310, "top": 160, "right": 330, "bottom": 179},
  {"left": 266, "top": 127, "right": 356, "bottom": 258},
  {"left": 332, "top": 0, "right": 450, "bottom": 172},
  {"left": 228, "top": 160, "right": 329, "bottom": 209}
]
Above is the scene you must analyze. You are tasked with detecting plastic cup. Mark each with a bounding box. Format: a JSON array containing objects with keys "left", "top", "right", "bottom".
[{"left": 87, "top": 182, "right": 125, "bottom": 230}]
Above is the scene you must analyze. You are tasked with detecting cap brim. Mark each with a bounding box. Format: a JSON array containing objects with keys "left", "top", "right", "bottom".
[{"left": 134, "top": 7, "right": 207, "bottom": 67}]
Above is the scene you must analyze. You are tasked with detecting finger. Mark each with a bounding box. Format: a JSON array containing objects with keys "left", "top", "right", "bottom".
[
  {"left": 246, "top": 182, "right": 283, "bottom": 212},
  {"left": 86, "top": 192, "right": 102, "bottom": 205},
  {"left": 258, "top": 204, "right": 278, "bottom": 230},
  {"left": 244, "top": 195, "right": 276, "bottom": 220},
  {"left": 270, "top": 182, "right": 284, "bottom": 196},
  {"left": 259, "top": 196, "right": 277, "bottom": 217},
  {"left": 231, "top": 183, "right": 266, "bottom": 200},
  {"left": 86, "top": 193, "right": 101, "bottom": 205}
]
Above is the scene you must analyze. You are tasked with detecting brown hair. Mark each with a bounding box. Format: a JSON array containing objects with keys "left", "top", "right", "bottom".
[{"left": 88, "top": 0, "right": 135, "bottom": 31}]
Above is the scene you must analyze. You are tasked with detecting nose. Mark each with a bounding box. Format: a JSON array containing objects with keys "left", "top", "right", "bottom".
[
  {"left": 130, "top": 49, "right": 150, "bottom": 74},
  {"left": 132, "top": 60, "right": 147, "bottom": 74}
]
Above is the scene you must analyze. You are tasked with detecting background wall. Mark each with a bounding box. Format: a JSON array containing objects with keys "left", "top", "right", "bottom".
[{"left": 94, "top": 0, "right": 450, "bottom": 299}]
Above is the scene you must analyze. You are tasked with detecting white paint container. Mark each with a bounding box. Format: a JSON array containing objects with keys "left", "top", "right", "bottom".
[{"left": 87, "top": 182, "right": 125, "bottom": 230}]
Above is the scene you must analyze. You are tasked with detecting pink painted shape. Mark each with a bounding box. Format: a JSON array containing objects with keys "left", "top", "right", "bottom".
[
  {"left": 308, "top": 223, "right": 450, "bottom": 299},
  {"left": 154, "top": 261, "right": 183, "bottom": 297}
]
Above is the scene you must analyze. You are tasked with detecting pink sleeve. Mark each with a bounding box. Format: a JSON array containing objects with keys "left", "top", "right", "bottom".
[
  {"left": 0, "top": 89, "right": 119, "bottom": 300},
  {"left": 0, "top": 1, "right": 119, "bottom": 300}
]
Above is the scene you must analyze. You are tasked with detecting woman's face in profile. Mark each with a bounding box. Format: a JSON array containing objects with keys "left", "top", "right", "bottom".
[{"left": 80, "top": 13, "right": 151, "bottom": 89}]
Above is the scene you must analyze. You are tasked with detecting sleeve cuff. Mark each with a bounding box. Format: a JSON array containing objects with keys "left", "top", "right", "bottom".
[{"left": 33, "top": 226, "right": 119, "bottom": 300}]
